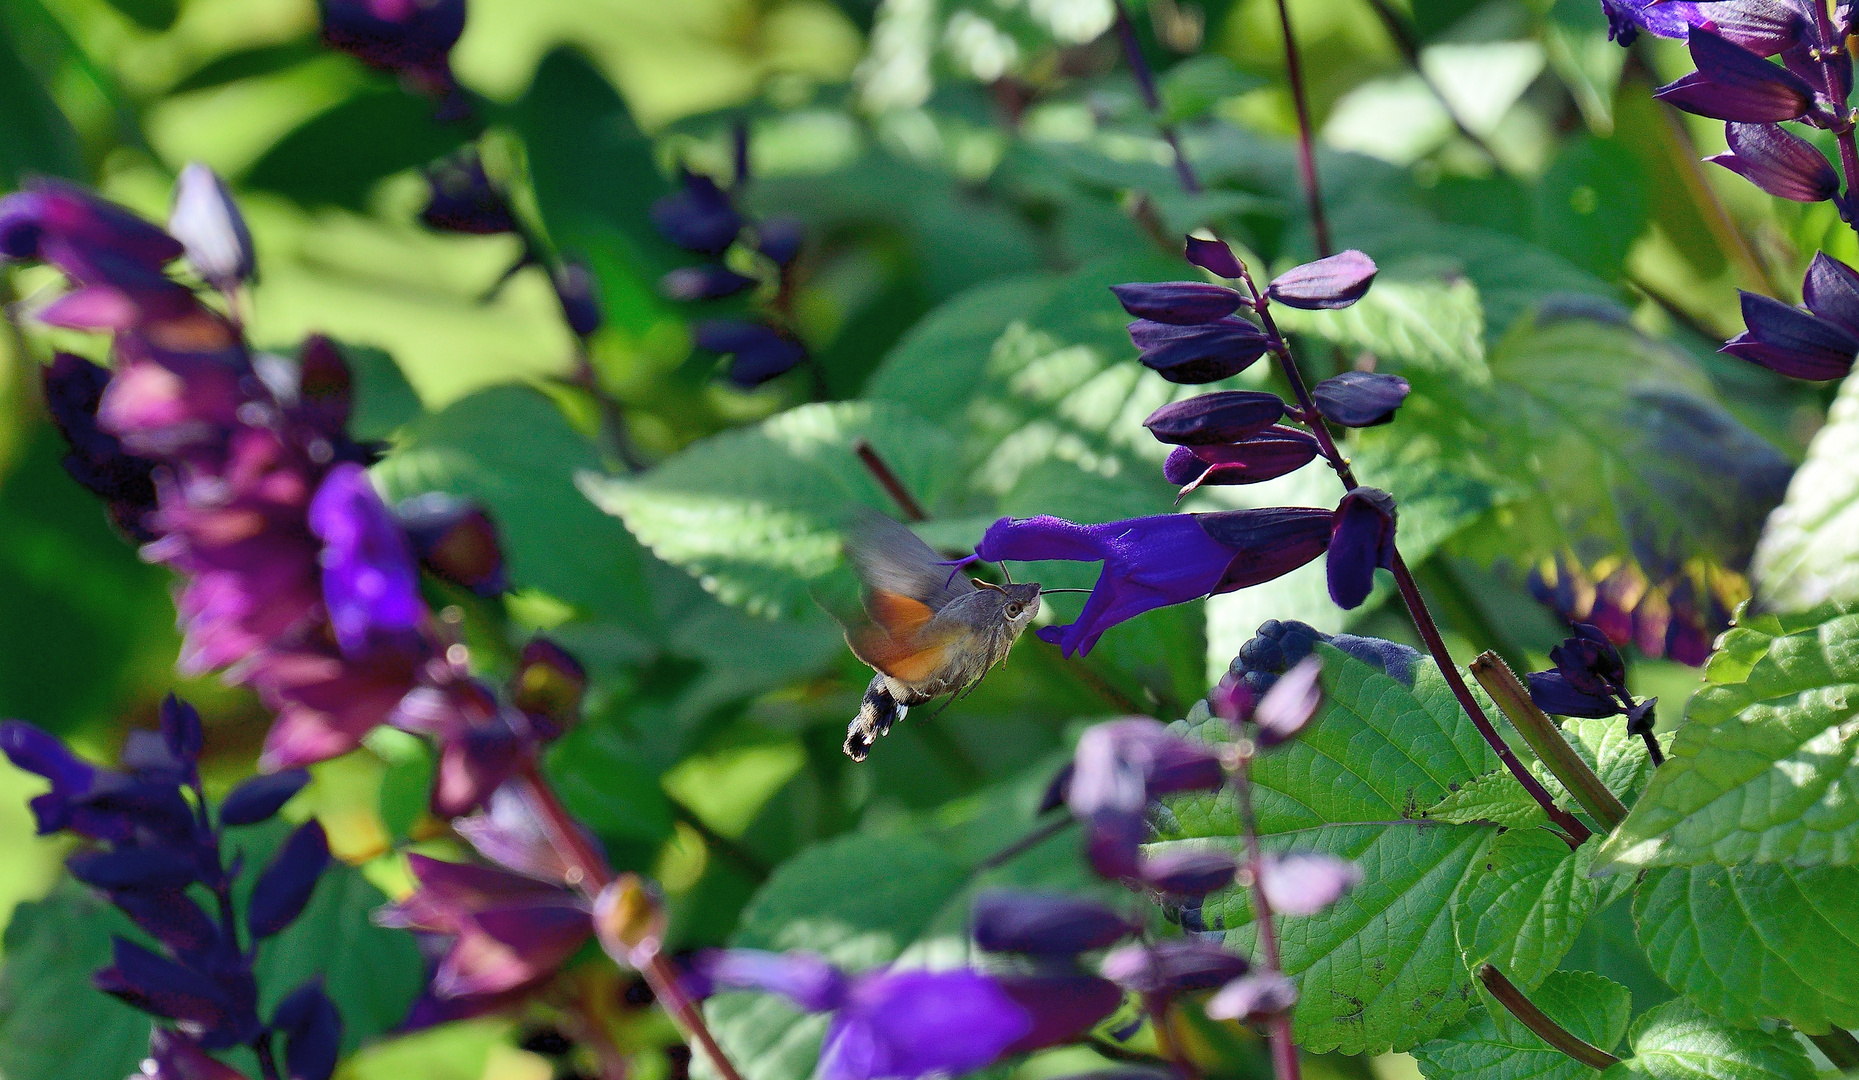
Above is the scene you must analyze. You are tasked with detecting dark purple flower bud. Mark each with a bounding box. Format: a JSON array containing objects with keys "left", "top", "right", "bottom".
[
  {"left": 1260, "top": 853, "right": 1362, "bottom": 915},
  {"left": 420, "top": 150, "right": 517, "bottom": 235},
  {"left": 138, "top": 1030, "right": 249, "bottom": 1080},
  {"left": 970, "top": 891, "right": 1136, "bottom": 956},
  {"left": 169, "top": 164, "right": 255, "bottom": 289},
  {"left": 1722, "top": 290, "right": 1859, "bottom": 380},
  {"left": 218, "top": 769, "right": 311, "bottom": 827},
  {"left": 690, "top": 948, "right": 849, "bottom": 1011},
  {"left": 1109, "top": 281, "right": 1245, "bottom": 325},
  {"left": 817, "top": 969, "right": 1033, "bottom": 1080},
  {"left": 977, "top": 509, "right": 1328, "bottom": 658},
  {"left": 1128, "top": 316, "right": 1270, "bottom": 384},
  {"left": 1654, "top": 28, "right": 1816, "bottom": 122},
  {"left": 1708, "top": 122, "right": 1839, "bottom": 201},
  {"left": 1205, "top": 971, "right": 1298, "bottom": 1023},
  {"left": 1601, "top": 0, "right": 1706, "bottom": 44},
  {"left": 294, "top": 334, "right": 356, "bottom": 444},
  {"left": 651, "top": 171, "right": 742, "bottom": 255},
  {"left": 318, "top": 0, "right": 466, "bottom": 92},
  {"left": 41, "top": 352, "right": 158, "bottom": 540},
  {"left": 1526, "top": 670, "right": 1623, "bottom": 718},
  {"left": 1254, "top": 655, "right": 1321, "bottom": 745},
  {"left": 0, "top": 179, "right": 183, "bottom": 274},
  {"left": 659, "top": 264, "right": 758, "bottom": 302},
  {"left": 379, "top": 854, "right": 593, "bottom": 999},
  {"left": 95, "top": 938, "right": 259, "bottom": 1047},
  {"left": 1550, "top": 623, "right": 1627, "bottom": 698},
  {"left": 1101, "top": 939, "right": 1247, "bottom": 997},
  {"left": 1183, "top": 236, "right": 1245, "bottom": 279},
  {"left": 756, "top": 216, "right": 805, "bottom": 267},
  {"left": 1266, "top": 250, "right": 1378, "bottom": 310},
  {"left": 160, "top": 694, "right": 204, "bottom": 775},
  {"left": 994, "top": 974, "right": 1125, "bottom": 1055},
  {"left": 693, "top": 319, "right": 807, "bottom": 388},
  {"left": 1696, "top": 0, "right": 1804, "bottom": 55},
  {"left": 509, "top": 638, "right": 586, "bottom": 740},
  {"left": 1039, "top": 763, "right": 1074, "bottom": 814},
  {"left": 1, "top": 720, "right": 99, "bottom": 835},
  {"left": 553, "top": 260, "right": 603, "bottom": 338},
  {"left": 1803, "top": 250, "right": 1859, "bottom": 335},
  {"left": 247, "top": 820, "right": 330, "bottom": 939},
  {"left": 1137, "top": 849, "right": 1238, "bottom": 897},
  {"left": 1327, "top": 488, "right": 1397, "bottom": 610},
  {"left": 1163, "top": 426, "right": 1321, "bottom": 497},
  {"left": 1626, "top": 697, "right": 1659, "bottom": 736},
  {"left": 272, "top": 979, "right": 341, "bottom": 1080},
  {"left": 395, "top": 491, "right": 508, "bottom": 597},
  {"left": 67, "top": 847, "right": 198, "bottom": 892},
  {"left": 1311, "top": 371, "right": 1410, "bottom": 428},
  {"left": 1067, "top": 719, "right": 1224, "bottom": 878},
  {"left": 1143, "top": 391, "right": 1286, "bottom": 446},
  {"left": 113, "top": 890, "right": 220, "bottom": 957},
  {"left": 307, "top": 463, "right": 425, "bottom": 659}
]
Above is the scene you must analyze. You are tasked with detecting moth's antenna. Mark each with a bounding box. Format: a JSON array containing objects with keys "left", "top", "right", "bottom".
[
  {"left": 1039, "top": 588, "right": 1094, "bottom": 594},
  {"left": 999, "top": 561, "right": 1014, "bottom": 585}
]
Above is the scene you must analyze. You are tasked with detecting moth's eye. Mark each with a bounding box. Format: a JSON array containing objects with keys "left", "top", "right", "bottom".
[{"left": 1005, "top": 603, "right": 1023, "bottom": 618}]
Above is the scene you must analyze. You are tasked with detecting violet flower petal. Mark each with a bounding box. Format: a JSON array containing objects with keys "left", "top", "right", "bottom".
[
  {"left": 969, "top": 891, "right": 1136, "bottom": 956},
  {"left": 1205, "top": 971, "right": 1299, "bottom": 1022},
  {"left": 554, "top": 260, "right": 603, "bottom": 338},
  {"left": 1184, "top": 236, "right": 1245, "bottom": 278},
  {"left": 1259, "top": 853, "right": 1362, "bottom": 915},
  {"left": 691, "top": 948, "right": 849, "bottom": 1012},
  {"left": 1802, "top": 250, "right": 1859, "bottom": 336},
  {"left": 1109, "top": 281, "right": 1245, "bottom": 325},
  {"left": 693, "top": 319, "right": 807, "bottom": 388},
  {"left": 68, "top": 847, "right": 198, "bottom": 892},
  {"left": 1326, "top": 488, "right": 1397, "bottom": 610},
  {"left": 650, "top": 172, "right": 742, "bottom": 255},
  {"left": 141, "top": 1029, "right": 250, "bottom": 1080},
  {"left": 168, "top": 163, "right": 254, "bottom": 289},
  {"left": 1254, "top": 655, "right": 1322, "bottom": 745},
  {"left": 273, "top": 980, "right": 341, "bottom": 1080},
  {"left": 660, "top": 264, "right": 758, "bottom": 302},
  {"left": 395, "top": 491, "right": 508, "bottom": 597},
  {"left": 995, "top": 974, "right": 1125, "bottom": 1054},
  {"left": 1136, "top": 849, "right": 1239, "bottom": 897},
  {"left": 1166, "top": 426, "right": 1321, "bottom": 496},
  {"left": 1722, "top": 290, "right": 1859, "bottom": 380},
  {"left": 1549, "top": 623, "right": 1626, "bottom": 698},
  {"left": 246, "top": 820, "right": 330, "bottom": 939},
  {"left": 96, "top": 937, "right": 253, "bottom": 1044},
  {"left": 307, "top": 463, "right": 425, "bottom": 659},
  {"left": 1526, "top": 671, "right": 1624, "bottom": 718},
  {"left": 1266, "top": 250, "right": 1378, "bottom": 310},
  {"left": 1143, "top": 390, "right": 1286, "bottom": 446},
  {"left": 1100, "top": 938, "right": 1247, "bottom": 997},
  {"left": 1695, "top": 0, "right": 1805, "bottom": 55},
  {"left": 113, "top": 890, "right": 220, "bottom": 958},
  {"left": 218, "top": 769, "right": 311, "bottom": 827},
  {"left": 818, "top": 969, "right": 1032, "bottom": 1080},
  {"left": 1129, "top": 316, "right": 1270, "bottom": 384},
  {"left": 1654, "top": 28, "right": 1816, "bottom": 122},
  {"left": 1311, "top": 371, "right": 1411, "bottom": 427},
  {"left": 1708, "top": 122, "right": 1839, "bottom": 202},
  {"left": 420, "top": 150, "right": 517, "bottom": 235},
  {"left": 319, "top": 0, "right": 465, "bottom": 87}
]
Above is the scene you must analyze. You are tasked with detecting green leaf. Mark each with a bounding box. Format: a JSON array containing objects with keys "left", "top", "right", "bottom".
[
  {"left": 0, "top": 884, "right": 151, "bottom": 1080},
  {"left": 1158, "top": 56, "right": 1263, "bottom": 124},
  {"left": 1633, "top": 862, "right": 1859, "bottom": 1034},
  {"left": 1601, "top": 1000, "right": 1815, "bottom": 1080},
  {"left": 244, "top": 87, "right": 479, "bottom": 209},
  {"left": 1597, "top": 605, "right": 1859, "bottom": 868},
  {"left": 0, "top": 16, "right": 80, "bottom": 186},
  {"left": 374, "top": 385, "right": 656, "bottom": 632},
  {"left": 1424, "top": 771, "right": 1548, "bottom": 829},
  {"left": 1413, "top": 971, "right": 1632, "bottom": 1080},
  {"left": 1154, "top": 642, "right": 1504, "bottom": 1053},
  {"left": 335, "top": 341, "right": 424, "bottom": 440},
  {"left": 580, "top": 400, "right": 961, "bottom": 618},
  {"left": 97, "top": 0, "right": 177, "bottom": 31},
  {"left": 1750, "top": 369, "right": 1859, "bottom": 615},
  {"left": 1454, "top": 832, "right": 1600, "bottom": 991},
  {"left": 701, "top": 761, "right": 1106, "bottom": 1080},
  {"left": 543, "top": 718, "right": 676, "bottom": 848}
]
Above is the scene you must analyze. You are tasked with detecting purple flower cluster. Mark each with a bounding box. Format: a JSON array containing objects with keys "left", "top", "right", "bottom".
[
  {"left": 1, "top": 699, "right": 337, "bottom": 1079},
  {"left": 0, "top": 178, "right": 583, "bottom": 818},
  {"left": 969, "top": 238, "right": 1407, "bottom": 657},
  {"left": 651, "top": 169, "right": 809, "bottom": 388},
  {"left": 1527, "top": 623, "right": 1658, "bottom": 735},
  {"left": 319, "top": 0, "right": 467, "bottom": 101}
]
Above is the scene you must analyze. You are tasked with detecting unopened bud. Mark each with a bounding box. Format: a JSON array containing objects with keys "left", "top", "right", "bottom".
[
  {"left": 594, "top": 873, "right": 666, "bottom": 968},
  {"left": 169, "top": 163, "right": 254, "bottom": 290},
  {"left": 510, "top": 638, "right": 587, "bottom": 740}
]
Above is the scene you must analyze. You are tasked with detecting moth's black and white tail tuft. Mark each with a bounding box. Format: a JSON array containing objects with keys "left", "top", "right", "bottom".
[{"left": 844, "top": 675, "right": 909, "bottom": 761}]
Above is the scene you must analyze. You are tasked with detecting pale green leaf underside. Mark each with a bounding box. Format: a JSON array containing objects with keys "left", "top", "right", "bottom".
[
  {"left": 1751, "top": 369, "right": 1859, "bottom": 614},
  {"left": 1599, "top": 608, "right": 1859, "bottom": 868},
  {"left": 1454, "top": 831, "right": 1600, "bottom": 991},
  {"left": 1633, "top": 862, "right": 1859, "bottom": 1034},
  {"left": 1413, "top": 970, "right": 1631, "bottom": 1080},
  {"left": 1601, "top": 1000, "right": 1814, "bottom": 1080}
]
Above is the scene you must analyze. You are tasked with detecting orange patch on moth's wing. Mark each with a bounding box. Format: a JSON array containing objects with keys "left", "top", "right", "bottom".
[{"left": 846, "top": 590, "right": 951, "bottom": 682}]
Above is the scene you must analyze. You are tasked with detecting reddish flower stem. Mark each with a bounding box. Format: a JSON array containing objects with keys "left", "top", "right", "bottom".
[
  {"left": 1271, "top": 0, "right": 1332, "bottom": 258},
  {"left": 852, "top": 438, "right": 928, "bottom": 522},
  {"left": 1231, "top": 752, "right": 1299, "bottom": 1080},
  {"left": 516, "top": 765, "right": 746, "bottom": 1080},
  {"left": 1112, "top": 0, "right": 1201, "bottom": 194},
  {"left": 1809, "top": 3, "right": 1859, "bottom": 239}
]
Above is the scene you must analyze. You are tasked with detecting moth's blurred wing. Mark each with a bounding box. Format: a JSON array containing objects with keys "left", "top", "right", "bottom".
[
  {"left": 844, "top": 512, "right": 975, "bottom": 612},
  {"left": 846, "top": 590, "right": 962, "bottom": 682}
]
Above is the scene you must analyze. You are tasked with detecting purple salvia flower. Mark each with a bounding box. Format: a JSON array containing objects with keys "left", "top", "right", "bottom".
[
  {"left": 1327, "top": 488, "right": 1397, "bottom": 610},
  {"left": 553, "top": 260, "right": 602, "bottom": 338},
  {"left": 1311, "top": 371, "right": 1410, "bottom": 427},
  {"left": 1066, "top": 719, "right": 1224, "bottom": 878},
  {"left": 660, "top": 264, "right": 759, "bottom": 302},
  {"left": 168, "top": 164, "right": 255, "bottom": 290},
  {"left": 1205, "top": 971, "right": 1298, "bottom": 1023},
  {"left": 1184, "top": 235, "right": 1245, "bottom": 278},
  {"left": 756, "top": 216, "right": 806, "bottom": 266},
  {"left": 1127, "top": 316, "right": 1271, "bottom": 384},
  {"left": 395, "top": 491, "right": 508, "bottom": 597},
  {"left": 1143, "top": 390, "right": 1286, "bottom": 445},
  {"left": 1803, "top": 250, "right": 1859, "bottom": 331},
  {"left": 975, "top": 510, "right": 1330, "bottom": 657},
  {"left": 273, "top": 980, "right": 342, "bottom": 1080},
  {"left": 1550, "top": 622, "right": 1627, "bottom": 697},
  {"left": 1602, "top": 0, "right": 1706, "bottom": 44},
  {"left": 390, "top": 679, "right": 534, "bottom": 818},
  {"left": 254, "top": 643, "right": 421, "bottom": 771},
  {"left": 1722, "top": 290, "right": 1859, "bottom": 380},
  {"left": 451, "top": 785, "right": 584, "bottom": 883},
  {"left": 0, "top": 179, "right": 183, "bottom": 275},
  {"left": 1266, "top": 250, "right": 1378, "bottom": 310},
  {"left": 1654, "top": 27, "right": 1817, "bottom": 122},
  {"left": 41, "top": 352, "right": 159, "bottom": 541},
  {"left": 67, "top": 848, "right": 199, "bottom": 892},
  {"left": 307, "top": 462, "right": 426, "bottom": 660},
  {"left": 1708, "top": 121, "right": 1840, "bottom": 202},
  {"left": 1253, "top": 655, "right": 1322, "bottom": 745},
  {"left": 112, "top": 890, "right": 221, "bottom": 959},
  {"left": 95, "top": 938, "right": 262, "bottom": 1049},
  {"left": 1109, "top": 281, "right": 1245, "bottom": 324},
  {"left": 651, "top": 171, "right": 743, "bottom": 255},
  {"left": 691, "top": 949, "right": 849, "bottom": 1011},
  {"left": 508, "top": 638, "right": 587, "bottom": 740},
  {"left": 1162, "top": 426, "right": 1321, "bottom": 498},
  {"left": 1101, "top": 938, "right": 1248, "bottom": 997},
  {"left": 1259, "top": 853, "right": 1362, "bottom": 915},
  {"left": 969, "top": 892, "right": 1137, "bottom": 956},
  {"left": 1136, "top": 848, "right": 1239, "bottom": 897},
  {"left": 816, "top": 969, "right": 1032, "bottom": 1080},
  {"left": 693, "top": 319, "right": 807, "bottom": 387},
  {"left": 992, "top": 973, "right": 1125, "bottom": 1055},
  {"left": 421, "top": 150, "right": 517, "bottom": 235},
  {"left": 1527, "top": 670, "right": 1623, "bottom": 718},
  {"left": 318, "top": 0, "right": 466, "bottom": 96},
  {"left": 1696, "top": 0, "right": 1809, "bottom": 55}
]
